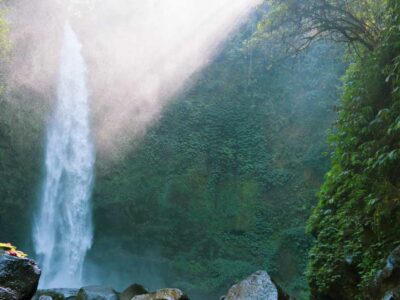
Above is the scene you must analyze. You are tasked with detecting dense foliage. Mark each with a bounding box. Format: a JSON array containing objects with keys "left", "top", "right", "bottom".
[
  {"left": 307, "top": 0, "right": 400, "bottom": 298},
  {"left": 0, "top": 87, "right": 47, "bottom": 249},
  {"left": 90, "top": 21, "right": 343, "bottom": 299},
  {"left": 0, "top": 1, "right": 399, "bottom": 299}
]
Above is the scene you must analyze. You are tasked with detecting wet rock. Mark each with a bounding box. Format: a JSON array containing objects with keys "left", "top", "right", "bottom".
[
  {"left": 0, "top": 288, "right": 16, "bottom": 300},
  {"left": 34, "top": 288, "right": 79, "bottom": 300},
  {"left": 76, "top": 286, "right": 118, "bottom": 300},
  {"left": 366, "top": 246, "right": 400, "bottom": 299},
  {"left": 131, "top": 288, "right": 183, "bottom": 300},
  {"left": 0, "top": 254, "right": 41, "bottom": 300},
  {"left": 382, "top": 286, "right": 400, "bottom": 300},
  {"left": 120, "top": 283, "right": 148, "bottom": 300}
]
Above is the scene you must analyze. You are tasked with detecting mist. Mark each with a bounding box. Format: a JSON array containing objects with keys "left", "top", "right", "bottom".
[
  {"left": 1, "top": 0, "right": 392, "bottom": 299},
  {"left": 7, "top": 0, "right": 261, "bottom": 159}
]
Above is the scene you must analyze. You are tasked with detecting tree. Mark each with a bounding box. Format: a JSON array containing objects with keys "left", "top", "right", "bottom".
[{"left": 256, "top": 0, "right": 387, "bottom": 55}]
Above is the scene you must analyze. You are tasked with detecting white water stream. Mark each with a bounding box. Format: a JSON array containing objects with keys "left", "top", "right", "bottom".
[{"left": 33, "top": 22, "right": 95, "bottom": 288}]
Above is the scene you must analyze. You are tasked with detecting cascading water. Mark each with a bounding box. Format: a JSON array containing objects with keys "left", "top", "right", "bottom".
[{"left": 33, "top": 22, "right": 95, "bottom": 288}]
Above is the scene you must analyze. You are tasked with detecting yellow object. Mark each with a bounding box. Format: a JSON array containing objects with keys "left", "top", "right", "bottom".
[
  {"left": 0, "top": 243, "right": 28, "bottom": 258},
  {"left": 0, "top": 242, "right": 15, "bottom": 251}
]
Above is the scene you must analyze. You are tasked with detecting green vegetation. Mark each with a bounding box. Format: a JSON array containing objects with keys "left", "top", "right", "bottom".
[
  {"left": 257, "top": 0, "right": 386, "bottom": 55},
  {"left": 0, "top": 8, "right": 345, "bottom": 299},
  {"left": 306, "top": 1, "right": 400, "bottom": 298},
  {"left": 91, "top": 20, "right": 343, "bottom": 298},
  {"left": 0, "top": 87, "right": 47, "bottom": 249},
  {"left": 255, "top": 0, "right": 400, "bottom": 298},
  {"left": 3, "top": 1, "right": 400, "bottom": 299},
  {"left": 0, "top": 11, "right": 45, "bottom": 250}
]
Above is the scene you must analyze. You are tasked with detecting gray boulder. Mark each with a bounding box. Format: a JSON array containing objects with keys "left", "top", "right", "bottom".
[
  {"left": 224, "top": 270, "right": 295, "bottom": 300},
  {"left": 225, "top": 271, "right": 278, "bottom": 300},
  {"left": 0, "top": 254, "right": 41, "bottom": 300},
  {"left": 76, "top": 286, "right": 118, "bottom": 300}
]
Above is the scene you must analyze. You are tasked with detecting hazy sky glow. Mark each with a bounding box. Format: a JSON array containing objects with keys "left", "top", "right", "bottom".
[{"left": 9, "top": 0, "right": 261, "bottom": 158}]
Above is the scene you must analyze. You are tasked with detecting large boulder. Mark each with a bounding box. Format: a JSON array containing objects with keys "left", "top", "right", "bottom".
[
  {"left": 131, "top": 288, "right": 183, "bottom": 300},
  {"left": 0, "top": 254, "right": 41, "bottom": 300},
  {"left": 224, "top": 271, "right": 278, "bottom": 300},
  {"left": 76, "top": 286, "right": 118, "bottom": 300},
  {"left": 120, "top": 283, "right": 148, "bottom": 300},
  {"left": 223, "top": 270, "right": 295, "bottom": 300}
]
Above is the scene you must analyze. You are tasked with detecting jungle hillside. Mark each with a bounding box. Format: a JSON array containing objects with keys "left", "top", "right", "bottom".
[{"left": 0, "top": 0, "right": 400, "bottom": 300}]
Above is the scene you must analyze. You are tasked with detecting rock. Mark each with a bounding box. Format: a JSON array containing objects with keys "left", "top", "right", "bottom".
[
  {"left": 366, "top": 246, "right": 400, "bottom": 299},
  {"left": 0, "top": 253, "right": 41, "bottom": 300},
  {"left": 224, "top": 271, "right": 278, "bottom": 300},
  {"left": 0, "top": 287, "right": 17, "bottom": 300},
  {"left": 382, "top": 287, "right": 400, "bottom": 300},
  {"left": 224, "top": 270, "right": 295, "bottom": 300},
  {"left": 76, "top": 286, "right": 118, "bottom": 300},
  {"left": 131, "top": 288, "right": 183, "bottom": 300},
  {"left": 120, "top": 283, "right": 148, "bottom": 300},
  {"left": 33, "top": 288, "right": 79, "bottom": 300},
  {"left": 39, "top": 296, "right": 54, "bottom": 300}
]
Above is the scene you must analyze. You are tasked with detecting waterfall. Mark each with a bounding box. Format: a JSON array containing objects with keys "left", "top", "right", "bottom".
[{"left": 33, "top": 22, "right": 95, "bottom": 288}]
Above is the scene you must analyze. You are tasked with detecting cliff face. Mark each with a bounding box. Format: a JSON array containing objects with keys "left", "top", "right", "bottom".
[
  {"left": 0, "top": 86, "right": 48, "bottom": 251},
  {"left": 0, "top": 8, "right": 345, "bottom": 300},
  {"left": 90, "top": 30, "right": 343, "bottom": 299},
  {"left": 307, "top": 2, "right": 400, "bottom": 299}
]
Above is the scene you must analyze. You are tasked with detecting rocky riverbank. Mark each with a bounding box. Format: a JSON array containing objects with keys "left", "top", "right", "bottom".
[
  {"left": 11, "top": 245, "right": 400, "bottom": 299},
  {"left": 0, "top": 250, "right": 294, "bottom": 300},
  {"left": 32, "top": 271, "right": 292, "bottom": 300}
]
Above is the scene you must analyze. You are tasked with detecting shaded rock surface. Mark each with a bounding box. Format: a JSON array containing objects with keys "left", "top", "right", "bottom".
[
  {"left": 76, "top": 286, "right": 118, "bottom": 300},
  {"left": 131, "top": 288, "right": 183, "bottom": 300},
  {"left": 0, "top": 254, "right": 41, "bottom": 300},
  {"left": 271, "top": 278, "right": 296, "bottom": 300},
  {"left": 120, "top": 284, "right": 147, "bottom": 300},
  {"left": 223, "top": 270, "right": 295, "bottom": 300},
  {"left": 366, "top": 246, "right": 400, "bottom": 299},
  {"left": 382, "top": 287, "right": 400, "bottom": 300},
  {"left": 33, "top": 288, "right": 79, "bottom": 300}
]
